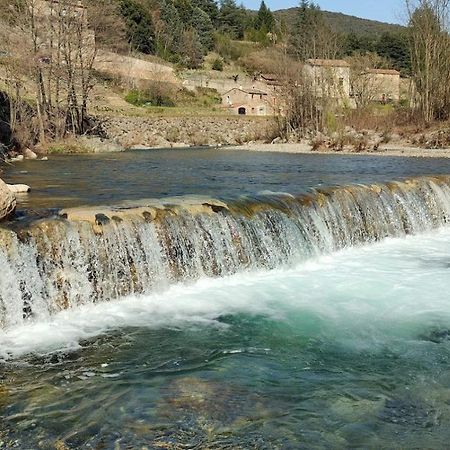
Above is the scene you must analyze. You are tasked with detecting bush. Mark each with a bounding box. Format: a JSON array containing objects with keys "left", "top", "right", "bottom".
[
  {"left": 212, "top": 58, "right": 224, "bottom": 71},
  {"left": 124, "top": 85, "right": 175, "bottom": 107},
  {"left": 214, "top": 32, "right": 257, "bottom": 62}
]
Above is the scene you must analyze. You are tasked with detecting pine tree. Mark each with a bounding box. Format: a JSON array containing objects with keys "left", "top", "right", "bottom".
[
  {"left": 254, "top": 0, "right": 275, "bottom": 32},
  {"left": 174, "top": 0, "right": 195, "bottom": 26},
  {"left": 157, "top": 0, "right": 183, "bottom": 59},
  {"left": 218, "top": 0, "right": 245, "bottom": 38},
  {"left": 192, "top": 7, "right": 215, "bottom": 51},
  {"left": 376, "top": 32, "right": 411, "bottom": 74},
  {"left": 290, "top": 0, "right": 339, "bottom": 60},
  {"left": 119, "top": 0, "right": 155, "bottom": 54},
  {"left": 192, "top": 0, "right": 219, "bottom": 24}
]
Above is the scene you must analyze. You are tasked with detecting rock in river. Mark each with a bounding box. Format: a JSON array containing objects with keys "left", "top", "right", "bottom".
[
  {"left": 0, "top": 178, "right": 16, "bottom": 220},
  {"left": 7, "top": 184, "right": 31, "bottom": 193}
]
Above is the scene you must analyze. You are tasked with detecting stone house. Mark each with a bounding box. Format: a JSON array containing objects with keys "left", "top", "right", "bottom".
[
  {"left": 365, "top": 69, "right": 401, "bottom": 103},
  {"left": 304, "top": 59, "right": 351, "bottom": 104},
  {"left": 35, "top": 0, "right": 87, "bottom": 22},
  {"left": 222, "top": 87, "right": 277, "bottom": 116}
]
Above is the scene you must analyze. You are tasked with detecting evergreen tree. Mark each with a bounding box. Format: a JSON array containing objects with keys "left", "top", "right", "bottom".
[
  {"left": 157, "top": 0, "right": 183, "bottom": 59},
  {"left": 218, "top": 0, "right": 245, "bottom": 38},
  {"left": 376, "top": 32, "right": 411, "bottom": 74},
  {"left": 254, "top": 0, "right": 275, "bottom": 32},
  {"left": 290, "top": 0, "right": 339, "bottom": 60},
  {"left": 192, "top": 7, "right": 215, "bottom": 51},
  {"left": 174, "top": 0, "right": 195, "bottom": 26},
  {"left": 119, "top": 0, "right": 155, "bottom": 54},
  {"left": 192, "top": 0, "right": 219, "bottom": 24},
  {"left": 343, "top": 32, "right": 376, "bottom": 56}
]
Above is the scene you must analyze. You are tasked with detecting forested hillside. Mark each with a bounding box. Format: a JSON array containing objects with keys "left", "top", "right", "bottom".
[
  {"left": 93, "top": 0, "right": 410, "bottom": 74},
  {"left": 275, "top": 8, "right": 404, "bottom": 36}
]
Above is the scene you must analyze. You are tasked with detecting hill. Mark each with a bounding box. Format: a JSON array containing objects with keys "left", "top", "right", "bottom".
[{"left": 275, "top": 8, "right": 405, "bottom": 36}]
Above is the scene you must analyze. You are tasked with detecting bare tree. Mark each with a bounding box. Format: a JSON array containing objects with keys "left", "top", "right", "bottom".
[
  {"left": 0, "top": 0, "right": 105, "bottom": 144},
  {"left": 347, "top": 53, "right": 386, "bottom": 109},
  {"left": 407, "top": 0, "right": 450, "bottom": 122}
]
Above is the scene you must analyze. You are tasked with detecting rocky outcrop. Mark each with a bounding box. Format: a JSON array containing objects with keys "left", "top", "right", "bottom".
[
  {"left": 99, "top": 116, "right": 274, "bottom": 148},
  {"left": 76, "top": 136, "right": 125, "bottom": 153},
  {"left": 0, "top": 179, "right": 16, "bottom": 220}
]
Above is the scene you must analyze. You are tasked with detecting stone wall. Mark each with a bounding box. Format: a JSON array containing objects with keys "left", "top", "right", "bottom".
[{"left": 100, "top": 116, "right": 274, "bottom": 148}]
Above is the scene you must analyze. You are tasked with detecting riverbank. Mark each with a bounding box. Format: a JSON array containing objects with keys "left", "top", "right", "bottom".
[{"left": 228, "top": 142, "right": 450, "bottom": 158}]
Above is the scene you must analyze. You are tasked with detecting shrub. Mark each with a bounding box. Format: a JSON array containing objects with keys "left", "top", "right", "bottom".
[
  {"left": 124, "top": 84, "right": 175, "bottom": 107},
  {"left": 212, "top": 58, "right": 224, "bottom": 71}
]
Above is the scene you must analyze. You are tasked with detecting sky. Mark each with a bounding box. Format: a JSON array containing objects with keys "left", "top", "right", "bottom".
[{"left": 242, "top": 0, "right": 406, "bottom": 25}]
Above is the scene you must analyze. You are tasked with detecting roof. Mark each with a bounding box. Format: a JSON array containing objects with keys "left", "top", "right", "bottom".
[
  {"left": 223, "top": 87, "right": 268, "bottom": 96},
  {"left": 44, "top": 0, "right": 86, "bottom": 9},
  {"left": 261, "top": 73, "right": 279, "bottom": 81},
  {"left": 306, "top": 59, "right": 350, "bottom": 68},
  {"left": 367, "top": 68, "right": 400, "bottom": 76}
]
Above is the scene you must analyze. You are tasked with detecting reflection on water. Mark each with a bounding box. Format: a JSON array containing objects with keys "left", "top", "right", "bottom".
[{"left": 3, "top": 148, "right": 450, "bottom": 209}]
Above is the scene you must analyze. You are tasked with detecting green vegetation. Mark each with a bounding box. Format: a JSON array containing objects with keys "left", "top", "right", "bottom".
[
  {"left": 211, "top": 57, "right": 224, "bottom": 71},
  {"left": 108, "top": 0, "right": 410, "bottom": 73},
  {"left": 119, "top": 0, "right": 155, "bottom": 54},
  {"left": 124, "top": 86, "right": 221, "bottom": 110},
  {"left": 275, "top": 7, "right": 404, "bottom": 37},
  {"left": 125, "top": 89, "right": 176, "bottom": 107}
]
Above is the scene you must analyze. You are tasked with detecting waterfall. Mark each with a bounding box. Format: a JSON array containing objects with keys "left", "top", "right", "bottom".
[{"left": 1, "top": 175, "right": 450, "bottom": 329}]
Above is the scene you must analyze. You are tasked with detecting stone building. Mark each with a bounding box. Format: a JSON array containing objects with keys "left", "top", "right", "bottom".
[
  {"left": 365, "top": 69, "right": 401, "bottom": 103},
  {"left": 304, "top": 59, "right": 351, "bottom": 103},
  {"left": 222, "top": 87, "right": 277, "bottom": 116},
  {"left": 34, "top": 0, "right": 87, "bottom": 22}
]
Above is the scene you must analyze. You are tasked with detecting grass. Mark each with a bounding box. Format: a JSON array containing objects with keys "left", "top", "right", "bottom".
[{"left": 46, "top": 139, "right": 91, "bottom": 154}]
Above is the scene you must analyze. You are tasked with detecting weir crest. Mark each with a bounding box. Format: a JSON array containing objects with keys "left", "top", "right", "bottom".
[{"left": 1, "top": 175, "right": 450, "bottom": 329}]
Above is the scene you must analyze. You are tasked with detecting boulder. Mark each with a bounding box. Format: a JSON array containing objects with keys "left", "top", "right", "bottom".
[
  {"left": 23, "top": 148, "right": 38, "bottom": 159},
  {"left": 77, "top": 136, "right": 124, "bottom": 153},
  {"left": 7, "top": 184, "right": 31, "bottom": 193},
  {"left": 0, "top": 179, "right": 16, "bottom": 220}
]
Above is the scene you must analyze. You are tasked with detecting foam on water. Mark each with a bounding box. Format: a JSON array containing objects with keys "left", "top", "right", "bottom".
[{"left": 2, "top": 227, "right": 450, "bottom": 361}]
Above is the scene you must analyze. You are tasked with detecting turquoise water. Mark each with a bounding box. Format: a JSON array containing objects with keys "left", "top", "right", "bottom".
[
  {"left": 1, "top": 228, "right": 450, "bottom": 448},
  {"left": 2, "top": 151, "right": 450, "bottom": 448}
]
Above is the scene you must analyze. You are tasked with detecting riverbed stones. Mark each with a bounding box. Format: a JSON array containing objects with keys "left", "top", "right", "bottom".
[
  {"left": 99, "top": 116, "right": 271, "bottom": 148},
  {"left": 0, "top": 179, "right": 16, "bottom": 220},
  {"left": 77, "top": 135, "right": 125, "bottom": 153}
]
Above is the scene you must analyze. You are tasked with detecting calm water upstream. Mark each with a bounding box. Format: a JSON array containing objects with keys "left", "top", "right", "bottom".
[
  {"left": 1, "top": 149, "right": 450, "bottom": 449},
  {"left": 3, "top": 148, "right": 450, "bottom": 209}
]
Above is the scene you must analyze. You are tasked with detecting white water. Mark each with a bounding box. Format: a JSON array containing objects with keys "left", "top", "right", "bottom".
[
  {"left": 2, "top": 176, "right": 450, "bottom": 330},
  {"left": 2, "top": 227, "right": 450, "bottom": 361}
]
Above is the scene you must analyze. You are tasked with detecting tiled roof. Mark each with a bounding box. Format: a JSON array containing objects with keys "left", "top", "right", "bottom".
[
  {"left": 367, "top": 68, "right": 400, "bottom": 75},
  {"left": 306, "top": 59, "right": 350, "bottom": 68},
  {"left": 224, "top": 87, "right": 268, "bottom": 95}
]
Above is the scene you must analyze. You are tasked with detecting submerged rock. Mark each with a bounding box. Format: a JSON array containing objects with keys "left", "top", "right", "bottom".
[
  {"left": 380, "top": 397, "right": 437, "bottom": 428},
  {"left": 420, "top": 328, "right": 450, "bottom": 344}
]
